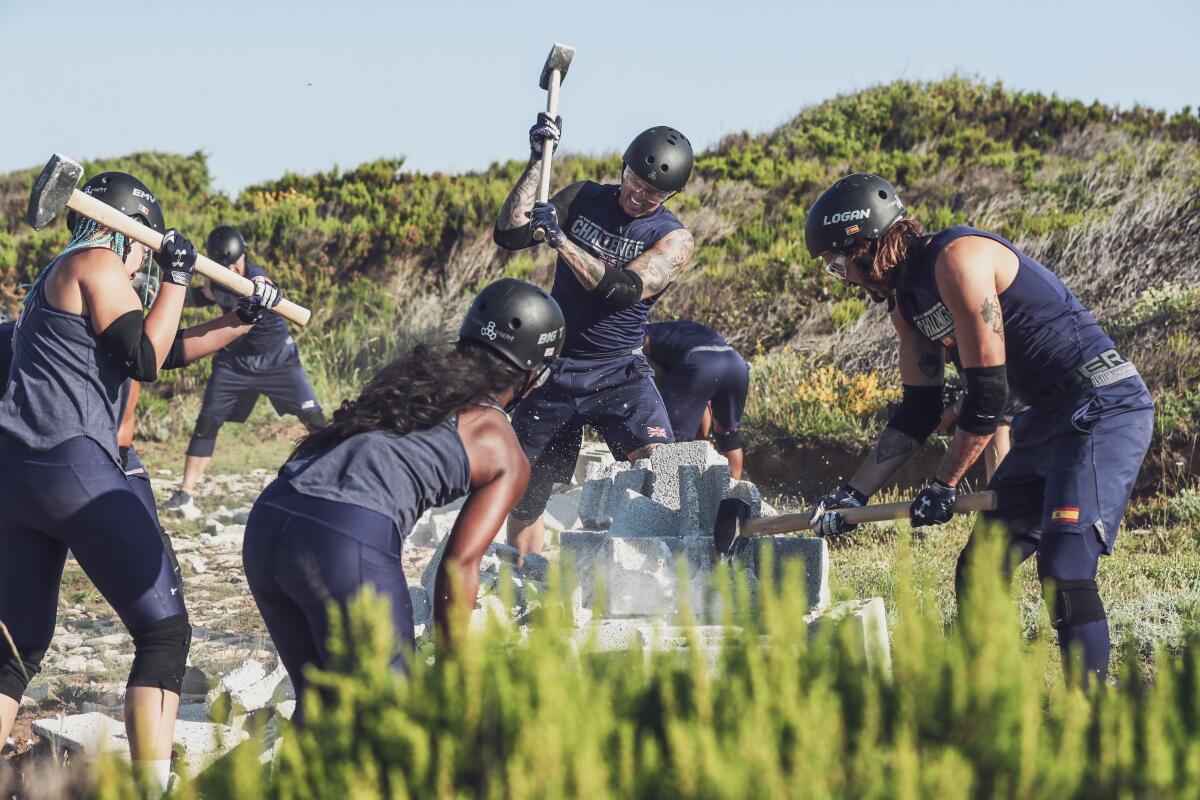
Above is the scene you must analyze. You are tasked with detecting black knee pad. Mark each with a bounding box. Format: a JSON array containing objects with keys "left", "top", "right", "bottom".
[
  {"left": 0, "top": 647, "right": 46, "bottom": 702},
  {"left": 186, "top": 415, "right": 223, "bottom": 457},
  {"left": 127, "top": 614, "right": 191, "bottom": 693},
  {"left": 298, "top": 408, "right": 327, "bottom": 432},
  {"left": 1046, "top": 578, "right": 1106, "bottom": 630}
]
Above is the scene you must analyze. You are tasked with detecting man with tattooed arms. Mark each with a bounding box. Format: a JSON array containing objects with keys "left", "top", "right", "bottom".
[
  {"left": 804, "top": 174, "right": 1153, "bottom": 684},
  {"left": 493, "top": 114, "right": 696, "bottom": 557}
]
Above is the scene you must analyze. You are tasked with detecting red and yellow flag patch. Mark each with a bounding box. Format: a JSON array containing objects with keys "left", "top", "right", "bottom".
[{"left": 1051, "top": 507, "right": 1081, "bottom": 523}]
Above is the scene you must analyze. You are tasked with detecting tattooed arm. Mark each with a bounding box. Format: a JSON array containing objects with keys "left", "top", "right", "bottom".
[
  {"left": 624, "top": 229, "right": 696, "bottom": 299},
  {"left": 843, "top": 310, "right": 944, "bottom": 495},
  {"left": 493, "top": 157, "right": 544, "bottom": 250},
  {"left": 929, "top": 236, "right": 1015, "bottom": 485}
]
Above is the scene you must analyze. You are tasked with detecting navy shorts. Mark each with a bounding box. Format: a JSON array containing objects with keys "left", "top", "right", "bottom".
[
  {"left": 657, "top": 347, "right": 749, "bottom": 439},
  {"left": 243, "top": 479, "right": 412, "bottom": 723},
  {"left": 979, "top": 376, "right": 1154, "bottom": 581},
  {"left": 0, "top": 435, "right": 186, "bottom": 699},
  {"left": 189, "top": 342, "right": 321, "bottom": 456},
  {"left": 510, "top": 353, "right": 673, "bottom": 519}
]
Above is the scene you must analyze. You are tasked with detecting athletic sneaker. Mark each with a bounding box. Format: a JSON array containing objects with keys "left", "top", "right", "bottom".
[{"left": 163, "top": 489, "right": 193, "bottom": 511}]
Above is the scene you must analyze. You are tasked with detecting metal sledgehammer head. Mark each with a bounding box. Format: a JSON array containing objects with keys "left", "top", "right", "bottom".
[
  {"left": 539, "top": 42, "right": 575, "bottom": 90},
  {"left": 27, "top": 153, "right": 84, "bottom": 230}
]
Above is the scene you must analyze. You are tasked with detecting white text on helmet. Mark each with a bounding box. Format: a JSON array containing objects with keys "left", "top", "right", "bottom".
[{"left": 824, "top": 209, "right": 872, "bottom": 226}]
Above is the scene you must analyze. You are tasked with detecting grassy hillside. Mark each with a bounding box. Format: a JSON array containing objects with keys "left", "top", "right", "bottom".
[{"left": 1, "top": 77, "right": 1197, "bottom": 492}]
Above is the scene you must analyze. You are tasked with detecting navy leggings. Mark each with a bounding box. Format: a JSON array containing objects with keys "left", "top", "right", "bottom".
[
  {"left": 243, "top": 479, "right": 414, "bottom": 723},
  {"left": 0, "top": 435, "right": 187, "bottom": 700}
]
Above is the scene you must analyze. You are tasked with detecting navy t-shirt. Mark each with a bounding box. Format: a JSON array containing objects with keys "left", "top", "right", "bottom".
[
  {"left": 896, "top": 226, "right": 1116, "bottom": 403},
  {"left": 211, "top": 261, "right": 290, "bottom": 356},
  {"left": 645, "top": 320, "right": 727, "bottom": 371},
  {"left": 551, "top": 182, "right": 685, "bottom": 358}
]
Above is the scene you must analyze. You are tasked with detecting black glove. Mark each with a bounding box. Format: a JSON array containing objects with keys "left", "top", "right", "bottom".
[
  {"left": 155, "top": 230, "right": 198, "bottom": 287},
  {"left": 529, "top": 112, "right": 562, "bottom": 157},
  {"left": 810, "top": 483, "right": 869, "bottom": 537},
  {"left": 529, "top": 202, "right": 566, "bottom": 247},
  {"left": 910, "top": 478, "right": 957, "bottom": 527},
  {"left": 235, "top": 275, "right": 283, "bottom": 324}
]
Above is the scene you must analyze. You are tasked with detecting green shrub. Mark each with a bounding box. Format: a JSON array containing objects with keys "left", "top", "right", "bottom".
[{"left": 53, "top": 526, "right": 1200, "bottom": 797}]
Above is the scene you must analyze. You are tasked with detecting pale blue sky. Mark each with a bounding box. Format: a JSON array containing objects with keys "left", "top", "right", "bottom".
[{"left": 2, "top": 0, "right": 1196, "bottom": 194}]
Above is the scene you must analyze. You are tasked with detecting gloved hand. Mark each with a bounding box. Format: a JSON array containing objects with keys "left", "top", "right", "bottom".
[
  {"left": 809, "top": 483, "right": 869, "bottom": 537},
  {"left": 529, "top": 202, "right": 566, "bottom": 247},
  {"left": 235, "top": 275, "right": 283, "bottom": 324},
  {"left": 156, "top": 230, "right": 199, "bottom": 287},
  {"left": 910, "top": 478, "right": 957, "bottom": 527},
  {"left": 529, "top": 112, "right": 562, "bottom": 157}
]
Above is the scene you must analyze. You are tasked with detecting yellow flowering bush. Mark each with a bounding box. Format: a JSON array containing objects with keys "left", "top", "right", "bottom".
[{"left": 743, "top": 350, "right": 900, "bottom": 444}]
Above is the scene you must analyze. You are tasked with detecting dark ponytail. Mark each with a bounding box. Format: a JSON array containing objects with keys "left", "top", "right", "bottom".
[{"left": 289, "top": 339, "right": 526, "bottom": 463}]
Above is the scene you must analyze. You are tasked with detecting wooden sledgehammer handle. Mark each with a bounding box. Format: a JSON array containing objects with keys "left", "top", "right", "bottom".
[
  {"left": 742, "top": 491, "right": 997, "bottom": 538},
  {"left": 68, "top": 189, "right": 312, "bottom": 327},
  {"left": 536, "top": 69, "right": 562, "bottom": 204},
  {"left": 530, "top": 69, "right": 563, "bottom": 242}
]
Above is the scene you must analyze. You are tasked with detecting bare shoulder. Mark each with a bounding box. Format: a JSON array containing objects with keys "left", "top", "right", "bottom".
[
  {"left": 457, "top": 406, "right": 528, "bottom": 472},
  {"left": 63, "top": 247, "right": 125, "bottom": 279},
  {"left": 936, "top": 235, "right": 1015, "bottom": 279}
]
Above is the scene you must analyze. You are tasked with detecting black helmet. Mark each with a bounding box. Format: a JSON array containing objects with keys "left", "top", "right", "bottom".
[
  {"left": 804, "top": 173, "right": 905, "bottom": 259},
  {"left": 206, "top": 225, "right": 246, "bottom": 266},
  {"left": 65, "top": 172, "right": 165, "bottom": 235},
  {"left": 458, "top": 279, "right": 566, "bottom": 371},
  {"left": 623, "top": 126, "right": 693, "bottom": 193}
]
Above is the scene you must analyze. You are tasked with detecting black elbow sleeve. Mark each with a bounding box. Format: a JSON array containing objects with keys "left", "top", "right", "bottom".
[
  {"left": 493, "top": 225, "right": 534, "bottom": 251},
  {"left": 99, "top": 310, "right": 159, "bottom": 382},
  {"left": 885, "top": 384, "right": 943, "bottom": 444},
  {"left": 160, "top": 330, "right": 188, "bottom": 371},
  {"left": 958, "top": 365, "right": 1008, "bottom": 434},
  {"left": 593, "top": 266, "right": 644, "bottom": 310}
]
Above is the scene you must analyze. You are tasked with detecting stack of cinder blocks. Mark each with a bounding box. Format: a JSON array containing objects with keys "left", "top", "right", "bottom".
[
  {"left": 419, "top": 442, "right": 890, "bottom": 673},
  {"left": 560, "top": 442, "right": 889, "bottom": 674},
  {"left": 563, "top": 443, "right": 825, "bottom": 621}
]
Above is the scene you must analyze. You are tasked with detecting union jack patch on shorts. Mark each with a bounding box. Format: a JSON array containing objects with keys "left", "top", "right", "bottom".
[{"left": 647, "top": 426, "right": 668, "bottom": 439}]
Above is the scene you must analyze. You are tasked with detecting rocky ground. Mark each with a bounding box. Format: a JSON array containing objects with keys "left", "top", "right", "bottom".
[{"left": 2, "top": 465, "right": 444, "bottom": 769}]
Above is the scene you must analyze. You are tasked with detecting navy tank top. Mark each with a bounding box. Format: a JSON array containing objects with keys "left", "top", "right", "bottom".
[
  {"left": 281, "top": 417, "right": 473, "bottom": 538},
  {"left": 211, "top": 262, "right": 290, "bottom": 356},
  {"left": 645, "top": 321, "right": 729, "bottom": 371},
  {"left": 0, "top": 256, "right": 126, "bottom": 465},
  {"left": 552, "top": 181, "right": 685, "bottom": 358},
  {"left": 895, "top": 226, "right": 1116, "bottom": 403}
]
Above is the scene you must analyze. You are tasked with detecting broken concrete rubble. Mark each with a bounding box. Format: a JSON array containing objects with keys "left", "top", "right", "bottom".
[{"left": 32, "top": 712, "right": 248, "bottom": 778}]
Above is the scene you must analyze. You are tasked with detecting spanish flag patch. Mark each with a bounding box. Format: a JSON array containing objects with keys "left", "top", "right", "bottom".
[{"left": 1051, "top": 507, "right": 1081, "bottom": 523}]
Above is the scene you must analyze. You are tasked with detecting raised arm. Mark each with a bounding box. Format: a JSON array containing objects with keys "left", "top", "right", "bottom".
[{"left": 494, "top": 113, "right": 568, "bottom": 250}]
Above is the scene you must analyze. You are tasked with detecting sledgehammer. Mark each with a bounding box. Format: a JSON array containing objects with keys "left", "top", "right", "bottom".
[
  {"left": 531, "top": 42, "right": 575, "bottom": 241},
  {"left": 26, "top": 153, "right": 312, "bottom": 326},
  {"left": 714, "top": 491, "right": 998, "bottom": 559}
]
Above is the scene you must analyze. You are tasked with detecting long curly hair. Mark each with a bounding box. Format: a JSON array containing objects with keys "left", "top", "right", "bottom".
[
  {"left": 847, "top": 218, "right": 930, "bottom": 297},
  {"left": 288, "top": 339, "right": 527, "bottom": 463}
]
